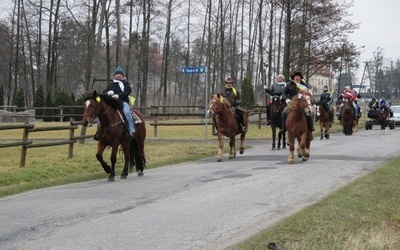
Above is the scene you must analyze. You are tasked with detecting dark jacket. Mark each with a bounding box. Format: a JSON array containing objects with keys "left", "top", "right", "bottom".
[
  {"left": 320, "top": 90, "right": 333, "bottom": 106},
  {"left": 103, "top": 79, "right": 132, "bottom": 103},
  {"left": 282, "top": 81, "right": 300, "bottom": 102},
  {"left": 221, "top": 87, "right": 242, "bottom": 107}
]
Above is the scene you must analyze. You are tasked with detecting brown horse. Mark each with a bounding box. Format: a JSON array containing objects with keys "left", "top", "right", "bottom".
[
  {"left": 208, "top": 94, "right": 248, "bottom": 162},
  {"left": 270, "top": 95, "right": 286, "bottom": 150},
  {"left": 379, "top": 104, "right": 391, "bottom": 129},
  {"left": 316, "top": 102, "right": 331, "bottom": 139},
  {"left": 82, "top": 91, "right": 146, "bottom": 181},
  {"left": 340, "top": 98, "right": 355, "bottom": 135},
  {"left": 286, "top": 90, "right": 313, "bottom": 164}
]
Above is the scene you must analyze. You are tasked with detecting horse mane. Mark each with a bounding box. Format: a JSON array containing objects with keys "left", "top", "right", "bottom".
[
  {"left": 85, "top": 91, "right": 123, "bottom": 110},
  {"left": 215, "top": 93, "right": 231, "bottom": 108}
]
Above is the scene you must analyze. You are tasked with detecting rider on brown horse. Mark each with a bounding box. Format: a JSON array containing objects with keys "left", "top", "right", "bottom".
[
  {"left": 315, "top": 85, "right": 334, "bottom": 123},
  {"left": 94, "top": 66, "right": 135, "bottom": 141},
  {"left": 265, "top": 74, "right": 286, "bottom": 125},
  {"left": 280, "top": 72, "right": 315, "bottom": 133},
  {"left": 215, "top": 76, "right": 247, "bottom": 134},
  {"left": 337, "top": 86, "right": 359, "bottom": 120}
]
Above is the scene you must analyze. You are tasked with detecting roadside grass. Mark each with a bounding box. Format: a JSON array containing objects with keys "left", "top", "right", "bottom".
[{"left": 233, "top": 158, "right": 400, "bottom": 249}]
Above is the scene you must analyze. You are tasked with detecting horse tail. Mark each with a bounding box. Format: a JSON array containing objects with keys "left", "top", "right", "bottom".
[{"left": 129, "top": 138, "right": 146, "bottom": 173}]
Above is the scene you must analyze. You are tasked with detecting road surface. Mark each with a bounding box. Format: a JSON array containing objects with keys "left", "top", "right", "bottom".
[{"left": 1, "top": 128, "right": 399, "bottom": 250}]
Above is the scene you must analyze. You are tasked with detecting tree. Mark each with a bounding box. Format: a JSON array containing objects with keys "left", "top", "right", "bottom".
[
  {"left": 12, "top": 88, "right": 25, "bottom": 111},
  {"left": 241, "top": 77, "right": 254, "bottom": 107},
  {"left": 33, "top": 84, "right": 45, "bottom": 116}
]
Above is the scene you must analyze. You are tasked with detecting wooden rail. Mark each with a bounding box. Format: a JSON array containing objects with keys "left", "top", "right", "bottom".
[{"left": 0, "top": 120, "right": 91, "bottom": 167}]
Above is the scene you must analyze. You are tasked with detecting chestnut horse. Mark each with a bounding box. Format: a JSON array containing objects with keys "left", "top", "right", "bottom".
[
  {"left": 82, "top": 91, "right": 146, "bottom": 181},
  {"left": 340, "top": 98, "right": 355, "bottom": 135},
  {"left": 270, "top": 95, "right": 286, "bottom": 150},
  {"left": 285, "top": 90, "right": 314, "bottom": 164},
  {"left": 207, "top": 94, "right": 248, "bottom": 161},
  {"left": 316, "top": 102, "right": 331, "bottom": 139}
]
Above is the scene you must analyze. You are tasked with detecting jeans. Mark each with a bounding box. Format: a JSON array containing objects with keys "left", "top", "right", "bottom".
[{"left": 122, "top": 102, "right": 135, "bottom": 134}]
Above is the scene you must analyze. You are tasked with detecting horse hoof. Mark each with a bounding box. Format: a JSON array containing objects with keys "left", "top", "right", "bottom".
[
  {"left": 108, "top": 176, "right": 115, "bottom": 181},
  {"left": 217, "top": 158, "right": 223, "bottom": 162},
  {"left": 271, "top": 147, "right": 276, "bottom": 150},
  {"left": 288, "top": 159, "right": 294, "bottom": 164},
  {"left": 138, "top": 171, "right": 144, "bottom": 177},
  {"left": 277, "top": 147, "right": 281, "bottom": 150},
  {"left": 240, "top": 148, "right": 244, "bottom": 154},
  {"left": 228, "top": 156, "right": 234, "bottom": 159},
  {"left": 120, "top": 175, "right": 127, "bottom": 179},
  {"left": 302, "top": 157, "right": 309, "bottom": 161}
]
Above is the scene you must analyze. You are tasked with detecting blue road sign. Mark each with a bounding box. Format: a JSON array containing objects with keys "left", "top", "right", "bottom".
[{"left": 182, "top": 66, "right": 206, "bottom": 74}]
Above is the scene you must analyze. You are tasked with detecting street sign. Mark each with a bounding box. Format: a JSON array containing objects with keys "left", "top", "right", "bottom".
[{"left": 182, "top": 66, "right": 206, "bottom": 74}]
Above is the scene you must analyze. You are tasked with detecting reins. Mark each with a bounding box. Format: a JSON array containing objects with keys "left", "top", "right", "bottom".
[{"left": 94, "top": 99, "right": 124, "bottom": 130}]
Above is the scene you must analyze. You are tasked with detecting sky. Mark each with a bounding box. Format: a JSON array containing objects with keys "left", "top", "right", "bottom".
[{"left": 347, "top": 0, "right": 400, "bottom": 82}]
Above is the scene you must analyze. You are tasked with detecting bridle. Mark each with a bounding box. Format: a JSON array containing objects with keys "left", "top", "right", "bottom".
[{"left": 88, "top": 98, "right": 123, "bottom": 130}]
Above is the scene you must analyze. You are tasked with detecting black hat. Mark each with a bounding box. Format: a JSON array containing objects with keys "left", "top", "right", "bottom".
[{"left": 291, "top": 72, "right": 303, "bottom": 79}]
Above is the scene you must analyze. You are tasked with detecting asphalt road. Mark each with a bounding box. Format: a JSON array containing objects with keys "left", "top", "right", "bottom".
[{"left": 1, "top": 128, "right": 400, "bottom": 250}]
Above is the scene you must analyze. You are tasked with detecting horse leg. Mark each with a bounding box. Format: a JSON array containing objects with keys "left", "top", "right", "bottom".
[
  {"left": 228, "top": 137, "right": 236, "bottom": 159},
  {"left": 107, "top": 146, "right": 118, "bottom": 181},
  {"left": 239, "top": 133, "right": 245, "bottom": 154},
  {"left": 217, "top": 134, "right": 224, "bottom": 162},
  {"left": 136, "top": 139, "right": 145, "bottom": 176},
  {"left": 282, "top": 132, "right": 286, "bottom": 149},
  {"left": 96, "top": 144, "right": 112, "bottom": 174},
  {"left": 120, "top": 143, "right": 130, "bottom": 179},
  {"left": 299, "top": 133, "right": 310, "bottom": 161},
  {"left": 277, "top": 131, "right": 281, "bottom": 150},
  {"left": 319, "top": 121, "right": 324, "bottom": 140},
  {"left": 287, "top": 134, "right": 295, "bottom": 164},
  {"left": 271, "top": 126, "right": 276, "bottom": 150}
]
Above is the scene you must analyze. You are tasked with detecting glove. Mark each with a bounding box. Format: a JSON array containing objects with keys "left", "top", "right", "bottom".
[
  {"left": 264, "top": 85, "right": 268, "bottom": 90},
  {"left": 286, "top": 99, "right": 291, "bottom": 104},
  {"left": 107, "top": 90, "right": 114, "bottom": 96},
  {"left": 112, "top": 94, "right": 119, "bottom": 99}
]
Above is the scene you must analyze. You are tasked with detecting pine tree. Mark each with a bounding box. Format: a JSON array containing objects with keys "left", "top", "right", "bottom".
[
  {"left": 241, "top": 77, "right": 255, "bottom": 107},
  {"left": 12, "top": 88, "right": 25, "bottom": 112},
  {"left": 0, "top": 85, "right": 4, "bottom": 107},
  {"left": 33, "top": 85, "right": 45, "bottom": 116},
  {"left": 43, "top": 91, "right": 54, "bottom": 122}
]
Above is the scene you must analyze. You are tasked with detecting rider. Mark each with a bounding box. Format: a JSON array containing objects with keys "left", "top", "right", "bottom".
[
  {"left": 219, "top": 76, "right": 247, "bottom": 133},
  {"left": 316, "top": 85, "right": 334, "bottom": 123},
  {"left": 280, "top": 72, "right": 314, "bottom": 133},
  {"left": 378, "top": 97, "right": 390, "bottom": 107},
  {"left": 95, "top": 66, "right": 135, "bottom": 141},
  {"left": 368, "top": 97, "right": 379, "bottom": 109},
  {"left": 264, "top": 74, "right": 286, "bottom": 125},
  {"left": 336, "top": 86, "right": 359, "bottom": 120}
]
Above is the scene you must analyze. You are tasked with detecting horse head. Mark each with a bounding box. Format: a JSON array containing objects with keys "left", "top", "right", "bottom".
[
  {"left": 292, "top": 92, "right": 313, "bottom": 117},
  {"left": 208, "top": 93, "right": 230, "bottom": 115},
  {"left": 271, "top": 95, "right": 283, "bottom": 114},
  {"left": 82, "top": 91, "right": 102, "bottom": 127}
]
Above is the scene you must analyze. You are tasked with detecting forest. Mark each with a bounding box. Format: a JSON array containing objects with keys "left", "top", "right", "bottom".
[{"left": 0, "top": 0, "right": 399, "bottom": 115}]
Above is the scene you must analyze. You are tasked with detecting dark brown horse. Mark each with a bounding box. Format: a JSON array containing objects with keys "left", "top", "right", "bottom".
[
  {"left": 379, "top": 104, "right": 391, "bottom": 129},
  {"left": 82, "top": 91, "right": 146, "bottom": 181},
  {"left": 340, "top": 98, "right": 355, "bottom": 135},
  {"left": 208, "top": 94, "right": 248, "bottom": 162},
  {"left": 316, "top": 102, "right": 331, "bottom": 139},
  {"left": 285, "top": 90, "right": 313, "bottom": 164},
  {"left": 270, "top": 95, "right": 286, "bottom": 150}
]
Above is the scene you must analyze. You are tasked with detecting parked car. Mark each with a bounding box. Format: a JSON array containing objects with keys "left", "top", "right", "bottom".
[{"left": 389, "top": 105, "right": 400, "bottom": 126}]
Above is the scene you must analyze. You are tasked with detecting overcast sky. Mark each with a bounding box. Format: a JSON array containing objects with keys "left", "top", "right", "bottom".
[{"left": 348, "top": 0, "right": 400, "bottom": 81}]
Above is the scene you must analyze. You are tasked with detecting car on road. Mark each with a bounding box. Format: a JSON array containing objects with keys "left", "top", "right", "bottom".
[{"left": 389, "top": 105, "right": 400, "bottom": 126}]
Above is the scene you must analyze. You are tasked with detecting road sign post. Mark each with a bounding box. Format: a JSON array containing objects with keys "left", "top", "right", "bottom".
[{"left": 182, "top": 66, "right": 208, "bottom": 142}]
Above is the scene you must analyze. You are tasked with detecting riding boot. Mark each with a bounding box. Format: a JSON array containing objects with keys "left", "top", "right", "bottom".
[
  {"left": 280, "top": 112, "right": 287, "bottom": 133},
  {"left": 315, "top": 114, "right": 319, "bottom": 122},
  {"left": 266, "top": 105, "right": 271, "bottom": 125},
  {"left": 307, "top": 115, "right": 315, "bottom": 132},
  {"left": 330, "top": 112, "right": 334, "bottom": 123}
]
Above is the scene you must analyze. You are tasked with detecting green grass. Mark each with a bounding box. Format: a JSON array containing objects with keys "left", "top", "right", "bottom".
[{"left": 233, "top": 159, "right": 400, "bottom": 249}]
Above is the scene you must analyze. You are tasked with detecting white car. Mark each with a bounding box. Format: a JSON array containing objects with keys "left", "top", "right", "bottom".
[{"left": 389, "top": 105, "right": 400, "bottom": 126}]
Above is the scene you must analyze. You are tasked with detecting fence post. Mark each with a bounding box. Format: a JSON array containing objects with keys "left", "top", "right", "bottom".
[
  {"left": 20, "top": 123, "right": 30, "bottom": 167},
  {"left": 152, "top": 106, "right": 158, "bottom": 137},
  {"left": 59, "top": 106, "right": 63, "bottom": 122},
  {"left": 69, "top": 119, "right": 75, "bottom": 158}
]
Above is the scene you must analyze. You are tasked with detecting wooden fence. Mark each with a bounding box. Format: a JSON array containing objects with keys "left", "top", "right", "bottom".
[
  {"left": 0, "top": 120, "right": 93, "bottom": 167},
  {"left": 149, "top": 105, "right": 266, "bottom": 137}
]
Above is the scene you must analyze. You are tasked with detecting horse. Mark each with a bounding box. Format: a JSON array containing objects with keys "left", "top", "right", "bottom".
[
  {"left": 270, "top": 95, "right": 286, "bottom": 150},
  {"left": 207, "top": 94, "right": 248, "bottom": 162},
  {"left": 379, "top": 104, "right": 391, "bottom": 129},
  {"left": 285, "top": 90, "right": 314, "bottom": 164},
  {"left": 316, "top": 102, "right": 331, "bottom": 140},
  {"left": 340, "top": 98, "right": 355, "bottom": 135},
  {"left": 82, "top": 91, "right": 146, "bottom": 181}
]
